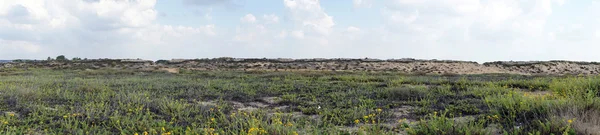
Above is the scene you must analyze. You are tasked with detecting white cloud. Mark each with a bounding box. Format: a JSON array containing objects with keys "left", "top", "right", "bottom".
[
  {"left": 554, "top": 0, "right": 565, "bottom": 6},
  {"left": 343, "top": 26, "right": 361, "bottom": 40},
  {"left": 346, "top": 26, "right": 360, "bottom": 33},
  {"left": 263, "top": 14, "right": 279, "bottom": 24},
  {"left": 0, "top": 0, "right": 224, "bottom": 59},
  {"left": 353, "top": 0, "right": 373, "bottom": 8},
  {"left": 290, "top": 30, "right": 304, "bottom": 39},
  {"left": 284, "top": 0, "right": 335, "bottom": 37},
  {"left": 276, "top": 30, "right": 287, "bottom": 38},
  {"left": 0, "top": 39, "right": 41, "bottom": 53},
  {"left": 2, "top": 0, "right": 600, "bottom": 62},
  {"left": 240, "top": 14, "right": 256, "bottom": 23}
]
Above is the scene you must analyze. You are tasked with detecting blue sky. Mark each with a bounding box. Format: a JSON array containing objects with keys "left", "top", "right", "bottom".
[{"left": 1, "top": 0, "right": 599, "bottom": 62}]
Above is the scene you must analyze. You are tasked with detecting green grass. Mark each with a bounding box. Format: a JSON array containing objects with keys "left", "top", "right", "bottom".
[{"left": 0, "top": 68, "right": 598, "bottom": 134}]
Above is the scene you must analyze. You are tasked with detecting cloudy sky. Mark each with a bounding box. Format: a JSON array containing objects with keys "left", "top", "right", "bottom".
[{"left": 0, "top": 0, "right": 599, "bottom": 62}]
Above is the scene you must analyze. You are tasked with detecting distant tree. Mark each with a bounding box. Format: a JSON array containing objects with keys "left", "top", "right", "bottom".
[
  {"left": 47, "top": 57, "right": 52, "bottom": 61},
  {"left": 72, "top": 57, "right": 82, "bottom": 61},
  {"left": 56, "top": 55, "right": 67, "bottom": 61}
]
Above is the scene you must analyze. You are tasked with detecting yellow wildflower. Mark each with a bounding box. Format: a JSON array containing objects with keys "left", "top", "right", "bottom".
[
  {"left": 162, "top": 127, "right": 166, "bottom": 131},
  {"left": 355, "top": 119, "right": 360, "bottom": 124},
  {"left": 211, "top": 118, "right": 215, "bottom": 121},
  {"left": 372, "top": 120, "right": 376, "bottom": 124},
  {"left": 3, "top": 121, "right": 7, "bottom": 124},
  {"left": 134, "top": 133, "right": 139, "bottom": 135},
  {"left": 8, "top": 113, "right": 14, "bottom": 117},
  {"left": 292, "top": 131, "right": 299, "bottom": 135},
  {"left": 568, "top": 119, "right": 573, "bottom": 124},
  {"left": 143, "top": 131, "right": 148, "bottom": 135},
  {"left": 376, "top": 108, "right": 382, "bottom": 112},
  {"left": 285, "top": 122, "right": 293, "bottom": 127},
  {"left": 63, "top": 115, "right": 68, "bottom": 118},
  {"left": 363, "top": 115, "right": 368, "bottom": 119}
]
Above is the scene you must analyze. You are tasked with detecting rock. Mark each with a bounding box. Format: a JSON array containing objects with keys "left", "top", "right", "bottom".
[
  {"left": 484, "top": 124, "right": 502, "bottom": 135},
  {"left": 453, "top": 115, "right": 475, "bottom": 124},
  {"left": 238, "top": 107, "right": 258, "bottom": 112},
  {"left": 391, "top": 106, "right": 414, "bottom": 118},
  {"left": 274, "top": 106, "right": 289, "bottom": 111},
  {"left": 260, "top": 97, "right": 282, "bottom": 104},
  {"left": 198, "top": 101, "right": 218, "bottom": 107},
  {"left": 247, "top": 102, "right": 269, "bottom": 108},
  {"left": 230, "top": 101, "right": 245, "bottom": 109}
]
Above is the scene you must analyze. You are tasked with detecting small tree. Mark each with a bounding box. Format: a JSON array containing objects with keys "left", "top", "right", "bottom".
[
  {"left": 47, "top": 57, "right": 52, "bottom": 61},
  {"left": 72, "top": 57, "right": 82, "bottom": 61},
  {"left": 56, "top": 55, "right": 67, "bottom": 61}
]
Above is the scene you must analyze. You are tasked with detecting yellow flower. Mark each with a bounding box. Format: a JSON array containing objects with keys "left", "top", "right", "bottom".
[
  {"left": 433, "top": 111, "right": 438, "bottom": 115},
  {"left": 355, "top": 119, "right": 360, "bottom": 124},
  {"left": 292, "top": 131, "right": 299, "bottom": 135},
  {"left": 143, "top": 131, "right": 148, "bottom": 135},
  {"left": 63, "top": 115, "right": 68, "bottom": 118},
  {"left": 363, "top": 116, "right": 368, "bottom": 119},
  {"left": 3, "top": 121, "right": 7, "bottom": 124},
  {"left": 8, "top": 113, "right": 14, "bottom": 117},
  {"left": 568, "top": 119, "right": 573, "bottom": 124},
  {"left": 376, "top": 108, "right": 382, "bottom": 112},
  {"left": 372, "top": 120, "right": 376, "bottom": 124},
  {"left": 285, "top": 122, "right": 293, "bottom": 127},
  {"left": 211, "top": 118, "right": 215, "bottom": 121},
  {"left": 210, "top": 108, "right": 214, "bottom": 111},
  {"left": 134, "top": 133, "right": 139, "bottom": 135},
  {"left": 162, "top": 127, "right": 166, "bottom": 131}
]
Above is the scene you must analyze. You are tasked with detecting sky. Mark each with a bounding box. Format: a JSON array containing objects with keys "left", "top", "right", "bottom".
[{"left": 0, "top": 0, "right": 599, "bottom": 62}]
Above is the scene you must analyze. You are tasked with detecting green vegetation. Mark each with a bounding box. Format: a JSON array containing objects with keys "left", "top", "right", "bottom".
[
  {"left": 56, "top": 55, "right": 67, "bottom": 61},
  {"left": 0, "top": 68, "right": 598, "bottom": 134}
]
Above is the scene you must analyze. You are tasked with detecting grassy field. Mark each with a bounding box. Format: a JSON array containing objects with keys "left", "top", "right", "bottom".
[{"left": 0, "top": 68, "right": 599, "bottom": 135}]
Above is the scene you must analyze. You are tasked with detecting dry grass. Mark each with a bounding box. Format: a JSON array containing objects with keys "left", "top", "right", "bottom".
[{"left": 553, "top": 105, "right": 600, "bottom": 135}]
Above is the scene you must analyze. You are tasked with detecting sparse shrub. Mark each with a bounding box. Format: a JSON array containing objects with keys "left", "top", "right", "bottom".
[
  {"left": 407, "top": 111, "right": 489, "bottom": 135},
  {"left": 379, "top": 87, "right": 428, "bottom": 101}
]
